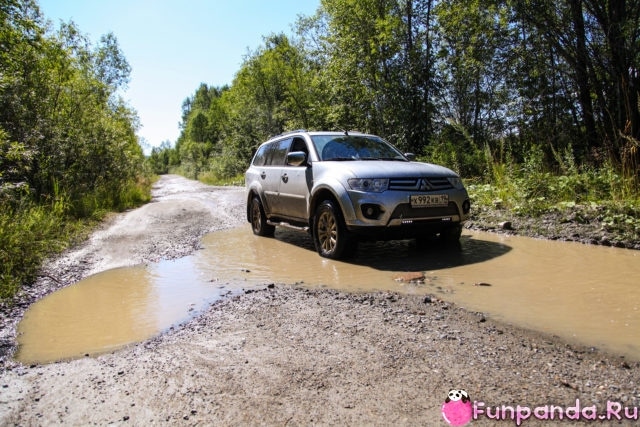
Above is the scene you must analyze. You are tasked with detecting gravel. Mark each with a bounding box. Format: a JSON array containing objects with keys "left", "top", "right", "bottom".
[{"left": 1, "top": 175, "right": 639, "bottom": 426}]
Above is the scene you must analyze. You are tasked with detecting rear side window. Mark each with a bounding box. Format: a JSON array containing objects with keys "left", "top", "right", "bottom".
[
  {"left": 266, "top": 138, "right": 292, "bottom": 166},
  {"left": 252, "top": 143, "right": 270, "bottom": 166}
]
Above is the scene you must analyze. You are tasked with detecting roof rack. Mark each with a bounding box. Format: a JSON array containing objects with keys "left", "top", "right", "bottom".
[
  {"left": 338, "top": 129, "right": 365, "bottom": 135},
  {"left": 270, "top": 129, "right": 307, "bottom": 138}
]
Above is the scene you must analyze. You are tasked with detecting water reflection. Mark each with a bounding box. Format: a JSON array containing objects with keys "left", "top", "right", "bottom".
[
  {"left": 16, "top": 225, "right": 640, "bottom": 364},
  {"left": 17, "top": 258, "right": 238, "bottom": 364},
  {"left": 200, "top": 227, "right": 640, "bottom": 359},
  {"left": 17, "top": 266, "right": 157, "bottom": 364},
  {"left": 196, "top": 229, "right": 512, "bottom": 291}
]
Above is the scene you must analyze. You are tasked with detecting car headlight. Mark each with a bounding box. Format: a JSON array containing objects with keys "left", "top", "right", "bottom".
[
  {"left": 447, "top": 177, "right": 465, "bottom": 190},
  {"left": 348, "top": 178, "right": 389, "bottom": 192}
]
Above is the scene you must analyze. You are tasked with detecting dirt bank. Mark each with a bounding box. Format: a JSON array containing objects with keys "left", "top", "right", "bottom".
[
  {"left": 467, "top": 204, "right": 640, "bottom": 250},
  {"left": 1, "top": 175, "right": 639, "bottom": 425}
]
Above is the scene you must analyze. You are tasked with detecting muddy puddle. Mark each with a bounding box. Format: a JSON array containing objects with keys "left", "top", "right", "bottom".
[{"left": 17, "top": 226, "right": 640, "bottom": 364}]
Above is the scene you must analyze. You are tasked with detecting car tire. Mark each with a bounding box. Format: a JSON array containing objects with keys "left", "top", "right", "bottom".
[
  {"left": 250, "top": 196, "right": 275, "bottom": 237},
  {"left": 313, "top": 200, "right": 357, "bottom": 259},
  {"left": 439, "top": 224, "right": 462, "bottom": 246}
]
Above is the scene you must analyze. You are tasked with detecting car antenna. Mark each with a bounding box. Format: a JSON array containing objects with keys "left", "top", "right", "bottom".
[{"left": 341, "top": 129, "right": 349, "bottom": 136}]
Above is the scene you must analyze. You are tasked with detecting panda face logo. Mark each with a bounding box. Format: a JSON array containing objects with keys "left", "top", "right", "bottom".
[
  {"left": 446, "top": 389, "right": 470, "bottom": 404},
  {"left": 442, "top": 389, "right": 472, "bottom": 426}
]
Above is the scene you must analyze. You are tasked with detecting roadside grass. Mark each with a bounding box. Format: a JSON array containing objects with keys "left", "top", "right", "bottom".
[
  {"left": 197, "top": 170, "right": 244, "bottom": 186},
  {"left": 168, "top": 164, "right": 244, "bottom": 187},
  {"left": 422, "top": 140, "right": 640, "bottom": 241},
  {"left": 466, "top": 163, "right": 640, "bottom": 242},
  {"left": 0, "top": 201, "right": 76, "bottom": 300},
  {"left": 0, "top": 177, "right": 153, "bottom": 301},
  {"left": 171, "top": 147, "right": 639, "bottom": 241}
]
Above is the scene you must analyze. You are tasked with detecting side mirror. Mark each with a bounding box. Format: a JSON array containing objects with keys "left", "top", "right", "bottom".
[
  {"left": 286, "top": 151, "right": 307, "bottom": 167},
  {"left": 404, "top": 153, "right": 416, "bottom": 161}
]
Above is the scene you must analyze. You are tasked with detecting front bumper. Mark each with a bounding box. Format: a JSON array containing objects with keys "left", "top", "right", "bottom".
[{"left": 342, "top": 189, "right": 470, "bottom": 235}]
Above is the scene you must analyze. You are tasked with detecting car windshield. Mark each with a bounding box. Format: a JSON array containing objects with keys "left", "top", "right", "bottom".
[{"left": 311, "top": 135, "right": 407, "bottom": 161}]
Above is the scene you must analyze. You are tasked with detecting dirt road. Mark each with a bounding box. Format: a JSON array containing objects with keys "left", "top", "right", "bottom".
[{"left": 1, "top": 175, "right": 639, "bottom": 426}]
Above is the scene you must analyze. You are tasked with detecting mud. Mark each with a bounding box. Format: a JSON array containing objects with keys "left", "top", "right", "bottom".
[
  {"left": 0, "top": 176, "right": 244, "bottom": 367},
  {"left": 1, "top": 175, "right": 640, "bottom": 425},
  {"left": 468, "top": 204, "right": 640, "bottom": 250}
]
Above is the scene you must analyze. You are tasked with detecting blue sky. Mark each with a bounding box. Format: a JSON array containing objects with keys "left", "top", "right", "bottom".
[{"left": 38, "top": 0, "right": 320, "bottom": 152}]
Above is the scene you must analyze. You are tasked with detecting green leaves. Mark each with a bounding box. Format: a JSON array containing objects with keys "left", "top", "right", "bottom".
[
  {"left": 166, "top": 0, "right": 638, "bottom": 201},
  {"left": 1, "top": 1, "right": 143, "bottom": 210},
  {"left": 0, "top": 0, "right": 148, "bottom": 298}
]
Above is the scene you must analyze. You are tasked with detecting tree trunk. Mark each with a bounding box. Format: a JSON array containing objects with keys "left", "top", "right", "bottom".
[{"left": 569, "top": 0, "right": 598, "bottom": 158}]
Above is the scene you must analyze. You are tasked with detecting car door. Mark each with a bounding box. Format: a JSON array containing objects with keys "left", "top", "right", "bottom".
[
  {"left": 261, "top": 138, "right": 291, "bottom": 215},
  {"left": 276, "top": 137, "right": 312, "bottom": 220}
]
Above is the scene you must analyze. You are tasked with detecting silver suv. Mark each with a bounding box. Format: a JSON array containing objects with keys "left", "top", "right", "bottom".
[{"left": 245, "top": 130, "right": 471, "bottom": 259}]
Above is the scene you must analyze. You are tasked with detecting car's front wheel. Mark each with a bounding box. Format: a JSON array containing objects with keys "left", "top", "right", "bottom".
[
  {"left": 250, "top": 196, "right": 275, "bottom": 237},
  {"left": 313, "top": 200, "right": 357, "bottom": 259}
]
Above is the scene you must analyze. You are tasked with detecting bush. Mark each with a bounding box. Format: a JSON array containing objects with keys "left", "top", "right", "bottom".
[
  {"left": 0, "top": 176, "right": 152, "bottom": 300},
  {"left": 466, "top": 150, "right": 640, "bottom": 240},
  {"left": 0, "top": 201, "right": 70, "bottom": 299}
]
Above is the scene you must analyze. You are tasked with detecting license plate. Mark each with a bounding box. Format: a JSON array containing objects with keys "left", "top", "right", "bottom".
[{"left": 410, "top": 194, "right": 449, "bottom": 207}]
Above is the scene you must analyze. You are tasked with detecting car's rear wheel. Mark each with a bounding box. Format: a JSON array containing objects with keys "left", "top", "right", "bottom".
[
  {"left": 313, "top": 200, "right": 357, "bottom": 259},
  {"left": 250, "top": 196, "right": 275, "bottom": 237}
]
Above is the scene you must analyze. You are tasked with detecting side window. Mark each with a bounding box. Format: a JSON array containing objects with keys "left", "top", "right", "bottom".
[
  {"left": 266, "top": 138, "right": 292, "bottom": 166},
  {"left": 284, "top": 137, "right": 309, "bottom": 167},
  {"left": 252, "top": 143, "right": 270, "bottom": 166},
  {"left": 290, "top": 137, "right": 308, "bottom": 156}
]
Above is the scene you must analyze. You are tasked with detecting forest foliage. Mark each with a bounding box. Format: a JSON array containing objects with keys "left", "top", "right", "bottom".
[
  {"left": 1, "top": 0, "right": 149, "bottom": 298},
  {"left": 151, "top": 0, "right": 640, "bottom": 246},
  {"left": 3, "top": 0, "right": 640, "bottom": 298},
  {"left": 153, "top": 0, "right": 640, "bottom": 188}
]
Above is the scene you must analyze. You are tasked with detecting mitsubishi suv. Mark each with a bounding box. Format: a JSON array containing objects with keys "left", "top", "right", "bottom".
[{"left": 245, "top": 130, "right": 471, "bottom": 259}]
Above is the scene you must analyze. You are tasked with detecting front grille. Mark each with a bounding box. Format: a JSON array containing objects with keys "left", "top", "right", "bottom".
[
  {"left": 390, "top": 202, "right": 459, "bottom": 220},
  {"left": 388, "top": 177, "right": 453, "bottom": 191}
]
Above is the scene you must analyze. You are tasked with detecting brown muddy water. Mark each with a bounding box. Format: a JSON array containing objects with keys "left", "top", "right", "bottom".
[{"left": 17, "top": 226, "right": 640, "bottom": 364}]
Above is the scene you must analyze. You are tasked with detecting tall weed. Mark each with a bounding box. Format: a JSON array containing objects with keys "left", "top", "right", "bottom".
[
  {"left": 0, "top": 202, "right": 70, "bottom": 299},
  {"left": 467, "top": 144, "right": 640, "bottom": 238},
  {"left": 0, "top": 176, "right": 152, "bottom": 300}
]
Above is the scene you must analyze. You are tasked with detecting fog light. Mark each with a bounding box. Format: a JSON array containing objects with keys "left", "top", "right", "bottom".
[
  {"left": 361, "top": 204, "right": 381, "bottom": 219},
  {"left": 462, "top": 199, "right": 471, "bottom": 214}
]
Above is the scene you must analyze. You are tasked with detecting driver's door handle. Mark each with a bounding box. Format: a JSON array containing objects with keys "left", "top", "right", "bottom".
[{"left": 281, "top": 173, "right": 288, "bottom": 183}]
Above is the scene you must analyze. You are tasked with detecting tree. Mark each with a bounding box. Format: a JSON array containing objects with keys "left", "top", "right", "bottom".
[
  {"left": 0, "top": 0, "right": 144, "bottom": 211},
  {"left": 515, "top": 0, "right": 640, "bottom": 168},
  {"left": 298, "top": 0, "right": 438, "bottom": 153},
  {"left": 148, "top": 141, "right": 175, "bottom": 175},
  {"left": 167, "top": 0, "right": 640, "bottom": 182},
  {"left": 319, "top": 0, "right": 402, "bottom": 135}
]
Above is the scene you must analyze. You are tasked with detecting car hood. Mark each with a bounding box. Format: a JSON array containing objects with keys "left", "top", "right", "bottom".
[{"left": 315, "top": 160, "right": 459, "bottom": 179}]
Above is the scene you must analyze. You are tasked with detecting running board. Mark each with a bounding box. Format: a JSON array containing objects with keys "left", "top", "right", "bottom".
[{"left": 267, "top": 220, "right": 309, "bottom": 232}]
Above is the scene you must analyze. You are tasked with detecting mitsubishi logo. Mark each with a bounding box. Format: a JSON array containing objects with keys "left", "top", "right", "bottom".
[{"left": 418, "top": 179, "right": 431, "bottom": 191}]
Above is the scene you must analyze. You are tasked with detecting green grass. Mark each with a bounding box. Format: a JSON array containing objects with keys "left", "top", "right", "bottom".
[
  {"left": 167, "top": 165, "right": 244, "bottom": 187},
  {"left": 0, "top": 202, "right": 76, "bottom": 299},
  {"left": 466, "top": 162, "right": 640, "bottom": 241},
  {"left": 0, "top": 176, "right": 153, "bottom": 301},
  {"left": 197, "top": 170, "right": 244, "bottom": 186}
]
